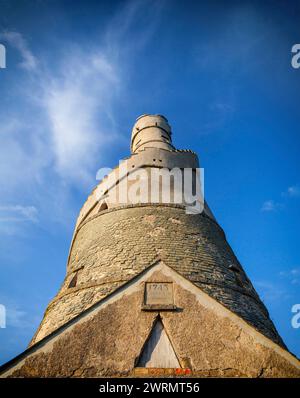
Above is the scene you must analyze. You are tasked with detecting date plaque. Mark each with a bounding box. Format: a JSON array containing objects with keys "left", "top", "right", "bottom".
[{"left": 143, "top": 282, "right": 175, "bottom": 310}]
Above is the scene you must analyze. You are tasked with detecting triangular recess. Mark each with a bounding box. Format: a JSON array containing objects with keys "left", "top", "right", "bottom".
[
  {"left": 137, "top": 319, "right": 180, "bottom": 368},
  {"left": 99, "top": 201, "right": 108, "bottom": 211}
]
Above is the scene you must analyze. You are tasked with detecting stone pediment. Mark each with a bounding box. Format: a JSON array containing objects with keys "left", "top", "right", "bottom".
[{"left": 1, "top": 262, "right": 300, "bottom": 378}]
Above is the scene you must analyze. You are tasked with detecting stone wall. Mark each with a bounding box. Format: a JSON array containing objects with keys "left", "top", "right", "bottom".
[
  {"left": 31, "top": 204, "right": 284, "bottom": 348},
  {"left": 74, "top": 146, "right": 200, "bottom": 230},
  {"left": 3, "top": 266, "right": 300, "bottom": 378}
]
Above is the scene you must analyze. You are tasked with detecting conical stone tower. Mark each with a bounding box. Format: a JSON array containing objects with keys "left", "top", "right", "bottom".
[{"left": 1, "top": 115, "right": 300, "bottom": 378}]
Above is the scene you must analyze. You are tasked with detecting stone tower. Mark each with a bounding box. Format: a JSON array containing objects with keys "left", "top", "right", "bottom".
[{"left": 1, "top": 115, "right": 300, "bottom": 378}]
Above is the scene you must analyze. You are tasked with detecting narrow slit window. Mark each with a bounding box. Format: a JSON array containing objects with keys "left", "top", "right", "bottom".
[{"left": 68, "top": 272, "right": 78, "bottom": 288}]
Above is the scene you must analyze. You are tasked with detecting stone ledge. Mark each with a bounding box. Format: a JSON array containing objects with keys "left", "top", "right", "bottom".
[{"left": 141, "top": 304, "right": 178, "bottom": 311}]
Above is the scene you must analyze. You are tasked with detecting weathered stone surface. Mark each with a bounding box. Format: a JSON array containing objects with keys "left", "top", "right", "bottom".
[
  {"left": 9, "top": 114, "right": 293, "bottom": 379},
  {"left": 31, "top": 205, "right": 283, "bottom": 348},
  {"left": 144, "top": 282, "right": 174, "bottom": 305},
  {"left": 2, "top": 265, "right": 300, "bottom": 378}
]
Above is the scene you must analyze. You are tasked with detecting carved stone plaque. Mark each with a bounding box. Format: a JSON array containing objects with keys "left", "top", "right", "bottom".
[{"left": 144, "top": 282, "right": 174, "bottom": 306}]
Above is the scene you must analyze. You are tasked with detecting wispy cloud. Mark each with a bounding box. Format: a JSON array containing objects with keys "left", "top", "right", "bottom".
[
  {"left": 0, "top": 30, "right": 124, "bottom": 229},
  {"left": 1, "top": 301, "right": 39, "bottom": 330},
  {"left": 0, "top": 205, "right": 38, "bottom": 223},
  {"left": 0, "top": 31, "right": 37, "bottom": 71},
  {"left": 42, "top": 50, "right": 121, "bottom": 184},
  {"left": 261, "top": 183, "right": 300, "bottom": 212},
  {"left": 261, "top": 200, "right": 282, "bottom": 212},
  {"left": 254, "top": 280, "right": 290, "bottom": 302},
  {"left": 282, "top": 185, "right": 300, "bottom": 198},
  {"left": 279, "top": 268, "right": 300, "bottom": 285},
  {"left": 0, "top": 1, "right": 163, "bottom": 235}
]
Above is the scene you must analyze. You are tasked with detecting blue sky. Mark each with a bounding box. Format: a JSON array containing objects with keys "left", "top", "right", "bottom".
[{"left": 0, "top": 0, "right": 299, "bottom": 365}]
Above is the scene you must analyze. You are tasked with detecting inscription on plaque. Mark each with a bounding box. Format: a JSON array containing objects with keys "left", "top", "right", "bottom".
[{"left": 145, "top": 282, "right": 174, "bottom": 306}]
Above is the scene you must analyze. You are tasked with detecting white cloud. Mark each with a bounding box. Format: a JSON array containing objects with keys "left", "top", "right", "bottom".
[
  {"left": 261, "top": 200, "right": 275, "bottom": 212},
  {"left": 286, "top": 185, "right": 300, "bottom": 198},
  {"left": 0, "top": 206, "right": 38, "bottom": 236},
  {"left": 42, "top": 51, "right": 121, "bottom": 184},
  {"left": 261, "top": 200, "right": 281, "bottom": 212},
  {"left": 0, "top": 205, "right": 38, "bottom": 223},
  {"left": 0, "top": 1, "right": 163, "bottom": 235},
  {"left": 279, "top": 268, "right": 300, "bottom": 286},
  {"left": 262, "top": 184, "right": 300, "bottom": 213},
  {"left": 0, "top": 31, "right": 37, "bottom": 71},
  {"left": 0, "top": 34, "right": 123, "bottom": 200}
]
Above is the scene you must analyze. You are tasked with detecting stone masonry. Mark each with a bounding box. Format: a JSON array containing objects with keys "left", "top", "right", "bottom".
[
  {"left": 30, "top": 115, "right": 285, "bottom": 351},
  {"left": 1, "top": 264, "right": 300, "bottom": 378}
]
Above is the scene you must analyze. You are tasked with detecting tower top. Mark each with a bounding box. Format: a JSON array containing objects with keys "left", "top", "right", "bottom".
[{"left": 131, "top": 114, "right": 174, "bottom": 153}]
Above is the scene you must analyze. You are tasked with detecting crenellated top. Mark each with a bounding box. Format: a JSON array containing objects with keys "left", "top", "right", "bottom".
[{"left": 73, "top": 115, "right": 207, "bottom": 233}]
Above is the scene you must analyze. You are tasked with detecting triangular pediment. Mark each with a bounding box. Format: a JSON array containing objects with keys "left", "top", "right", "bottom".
[{"left": 1, "top": 261, "right": 300, "bottom": 377}]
